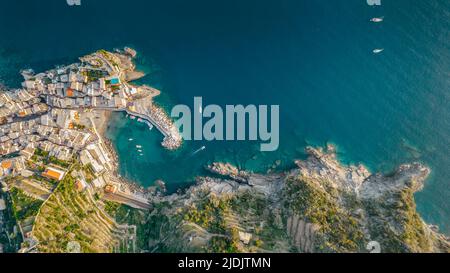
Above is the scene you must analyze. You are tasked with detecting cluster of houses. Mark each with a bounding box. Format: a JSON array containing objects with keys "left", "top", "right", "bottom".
[
  {"left": 0, "top": 108, "right": 93, "bottom": 159},
  {"left": 0, "top": 52, "right": 135, "bottom": 183},
  {"left": 0, "top": 90, "right": 48, "bottom": 124},
  {"left": 0, "top": 118, "right": 41, "bottom": 156},
  {"left": 22, "top": 59, "right": 138, "bottom": 111}
]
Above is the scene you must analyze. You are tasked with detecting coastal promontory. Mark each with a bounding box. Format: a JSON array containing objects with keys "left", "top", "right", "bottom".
[{"left": 143, "top": 146, "right": 450, "bottom": 253}]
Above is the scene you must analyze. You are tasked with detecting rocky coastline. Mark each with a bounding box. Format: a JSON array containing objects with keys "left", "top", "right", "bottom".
[{"left": 146, "top": 145, "right": 450, "bottom": 253}]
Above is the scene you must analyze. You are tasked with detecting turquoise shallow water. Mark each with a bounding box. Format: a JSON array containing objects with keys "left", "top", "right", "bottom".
[{"left": 0, "top": 0, "right": 449, "bottom": 233}]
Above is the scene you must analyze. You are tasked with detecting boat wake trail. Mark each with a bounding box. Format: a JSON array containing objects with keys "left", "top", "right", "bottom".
[{"left": 190, "top": 146, "right": 206, "bottom": 157}]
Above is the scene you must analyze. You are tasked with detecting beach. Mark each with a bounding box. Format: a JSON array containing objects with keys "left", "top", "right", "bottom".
[{"left": 93, "top": 110, "right": 112, "bottom": 137}]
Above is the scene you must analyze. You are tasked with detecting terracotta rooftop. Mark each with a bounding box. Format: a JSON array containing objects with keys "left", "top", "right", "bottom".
[
  {"left": 42, "top": 167, "right": 65, "bottom": 181},
  {"left": 1, "top": 160, "right": 12, "bottom": 169}
]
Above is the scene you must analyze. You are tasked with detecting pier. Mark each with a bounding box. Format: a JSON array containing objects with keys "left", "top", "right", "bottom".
[{"left": 125, "top": 110, "right": 168, "bottom": 137}]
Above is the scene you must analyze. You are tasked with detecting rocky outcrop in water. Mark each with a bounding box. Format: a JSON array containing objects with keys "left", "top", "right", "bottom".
[{"left": 206, "top": 162, "right": 251, "bottom": 184}]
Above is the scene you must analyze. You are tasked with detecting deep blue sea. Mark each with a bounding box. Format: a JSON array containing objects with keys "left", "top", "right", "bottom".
[{"left": 0, "top": 0, "right": 449, "bottom": 233}]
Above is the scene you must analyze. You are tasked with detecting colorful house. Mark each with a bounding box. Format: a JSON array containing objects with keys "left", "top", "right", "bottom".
[{"left": 42, "top": 166, "right": 66, "bottom": 181}]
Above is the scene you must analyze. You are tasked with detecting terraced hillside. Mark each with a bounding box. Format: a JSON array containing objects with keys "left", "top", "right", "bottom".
[
  {"left": 32, "top": 174, "right": 130, "bottom": 253},
  {"left": 145, "top": 190, "right": 292, "bottom": 253}
]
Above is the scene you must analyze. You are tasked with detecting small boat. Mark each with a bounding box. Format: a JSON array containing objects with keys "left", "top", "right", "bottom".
[
  {"left": 144, "top": 120, "right": 154, "bottom": 130},
  {"left": 137, "top": 118, "right": 143, "bottom": 122},
  {"left": 199, "top": 106, "right": 202, "bottom": 114},
  {"left": 136, "top": 145, "right": 142, "bottom": 148},
  {"left": 139, "top": 153, "right": 144, "bottom": 156},
  {"left": 373, "top": 48, "right": 384, "bottom": 54},
  {"left": 130, "top": 115, "right": 136, "bottom": 120},
  {"left": 370, "top": 17, "right": 384, "bottom": 23},
  {"left": 138, "top": 149, "right": 143, "bottom": 153},
  {"left": 128, "top": 138, "right": 133, "bottom": 141},
  {"left": 191, "top": 146, "right": 206, "bottom": 156}
]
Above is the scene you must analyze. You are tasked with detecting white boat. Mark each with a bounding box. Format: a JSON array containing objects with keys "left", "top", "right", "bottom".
[
  {"left": 138, "top": 149, "right": 143, "bottom": 153},
  {"left": 130, "top": 115, "right": 136, "bottom": 120},
  {"left": 136, "top": 145, "right": 142, "bottom": 148},
  {"left": 191, "top": 146, "right": 206, "bottom": 156},
  {"left": 373, "top": 48, "right": 384, "bottom": 54},
  {"left": 128, "top": 138, "right": 133, "bottom": 141},
  {"left": 199, "top": 106, "right": 202, "bottom": 114},
  {"left": 370, "top": 17, "right": 384, "bottom": 23},
  {"left": 144, "top": 120, "right": 153, "bottom": 130}
]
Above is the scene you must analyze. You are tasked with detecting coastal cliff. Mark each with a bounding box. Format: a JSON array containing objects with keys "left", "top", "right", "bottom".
[{"left": 143, "top": 145, "right": 450, "bottom": 253}]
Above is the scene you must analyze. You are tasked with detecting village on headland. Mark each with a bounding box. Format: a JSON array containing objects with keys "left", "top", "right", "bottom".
[{"left": 0, "top": 48, "right": 182, "bottom": 252}]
